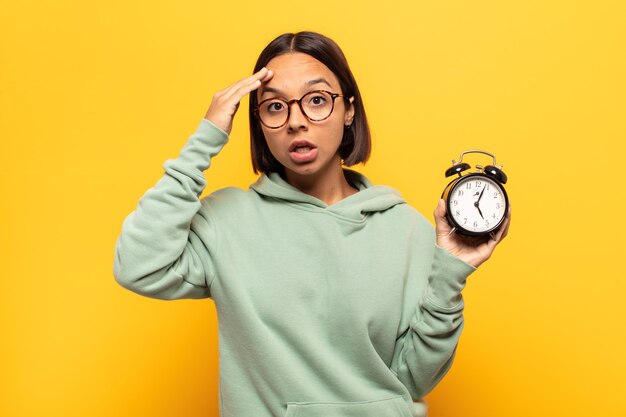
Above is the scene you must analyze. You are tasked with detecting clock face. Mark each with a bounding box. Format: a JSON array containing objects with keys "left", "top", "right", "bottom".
[{"left": 448, "top": 174, "right": 508, "bottom": 234}]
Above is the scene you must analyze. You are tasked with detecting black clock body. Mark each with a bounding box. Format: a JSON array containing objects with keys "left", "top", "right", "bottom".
[{"left": 442, "top": 172, "right": 509, "bottom": 237}]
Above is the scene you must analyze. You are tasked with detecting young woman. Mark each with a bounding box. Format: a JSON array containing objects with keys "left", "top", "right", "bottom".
[{"left": 113, "top": 31, "right": 510, "bottom": 417}]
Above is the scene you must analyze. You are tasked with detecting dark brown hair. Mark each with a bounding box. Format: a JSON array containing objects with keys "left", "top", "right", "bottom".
[{"left": 248, "top": 31, "right": 371, "bottom": 175}]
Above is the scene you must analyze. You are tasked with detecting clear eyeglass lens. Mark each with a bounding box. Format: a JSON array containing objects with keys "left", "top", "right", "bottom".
[{"left": 259, "top": 91, "right": 333, "bottom": 127}]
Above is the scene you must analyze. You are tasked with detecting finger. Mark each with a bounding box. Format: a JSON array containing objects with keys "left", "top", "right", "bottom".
[
  {"left": 491, "top": 214, "right": 510, "bottom": 244},
  {"left": 234, "top": 67, "right": 271, "bottom": 88},
  {"left": 223, "top": 75, "right": 270, "bottom": 105},
  {"left": 500, "top": 217, "right": 510, "bottom": 240},
  {"left": 222, "top": 69, "right": 274, "bottom": 103},
  {"left": 221, "top": 67, "right": 271, "bottom": 98},
  {"left": 433, "top": 199, "right": 442, "bottom": 221},
  {"left": 434, "top": 198, "right": 446, "bottom": 217},
  {"left": 434, "top": 199, "right": 452, "bottom": 234},
  {"left": 259, "top": 68, "right": 274, "bottom": 82},
  {"left": 499, "top": 207, "right": 512, "bottom": 240}
]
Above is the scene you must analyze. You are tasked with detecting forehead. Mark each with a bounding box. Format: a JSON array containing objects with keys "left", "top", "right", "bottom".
[{"left": 259, "top": 52, "right": 340, "bottom": 97}]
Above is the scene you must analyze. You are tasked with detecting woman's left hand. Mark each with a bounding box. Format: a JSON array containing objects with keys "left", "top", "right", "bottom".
[{"left": 434, "top": 199, "right": 511, "bottom": 268}]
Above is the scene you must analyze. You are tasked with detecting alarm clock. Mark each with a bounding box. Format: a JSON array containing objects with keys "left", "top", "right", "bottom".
[{"left": 441, "top": 150, "right": 509, "bottom": 238}]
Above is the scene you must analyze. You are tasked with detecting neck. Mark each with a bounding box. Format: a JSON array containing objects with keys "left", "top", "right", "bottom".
[{"left": 284, "top": 156, "right": 359, "bottom": 205}]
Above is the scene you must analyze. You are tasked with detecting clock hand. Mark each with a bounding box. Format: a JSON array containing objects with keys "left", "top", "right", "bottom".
[
  {"left": 472, "top": 184, "right": 487, "bottom": 220},
  {"left": 476, "top": 205, "right": 484, "bottom": 219},
  {"left": 477, "top": 184, "right": 486, "bottom": 204},
  {"left": 474, "top": 196, "right": 485, "bottom": 219}
]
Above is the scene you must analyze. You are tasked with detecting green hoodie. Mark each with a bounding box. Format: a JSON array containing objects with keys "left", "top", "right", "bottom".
[{"left": 113, "top": 118, "right": 476, "bottom": 417}]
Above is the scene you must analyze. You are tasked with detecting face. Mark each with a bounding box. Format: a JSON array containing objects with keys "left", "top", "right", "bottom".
[{"left": 256, "top": 52, "right": 355, "bottom": 178}]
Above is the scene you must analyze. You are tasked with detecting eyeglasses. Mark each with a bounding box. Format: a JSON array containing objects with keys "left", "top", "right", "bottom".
[{"left": 254, "top": 90, "right": 347, "bottom": 129}]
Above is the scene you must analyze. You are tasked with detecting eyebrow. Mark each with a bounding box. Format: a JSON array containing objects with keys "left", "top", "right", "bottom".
[{"left": 261, "top": 78, "right": 333, "bottom": 97}]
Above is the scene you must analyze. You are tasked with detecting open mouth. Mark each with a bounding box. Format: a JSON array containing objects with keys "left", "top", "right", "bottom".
[
  {"left": 292, "top": 145, "right": 315, "bottom": 153},
  {"left": 289, "top": 139, "right": 317, "bottom": 151},
  {"left": 288, "top": 141, "right": 318, "bottom": 163}
]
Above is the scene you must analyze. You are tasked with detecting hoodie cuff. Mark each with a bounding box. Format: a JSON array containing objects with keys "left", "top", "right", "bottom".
[
  {"left": 424, "top": 245, "right": 477, "bottom": 310},
  {"left": 169, "top": 118, "right": 229, "bottom": 175},
  {"left": 201, "top": 118, "right": 229, "bottom": 137}
]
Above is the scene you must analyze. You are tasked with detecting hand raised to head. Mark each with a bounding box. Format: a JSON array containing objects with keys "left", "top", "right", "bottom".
[{"left": 204, "top": 67, "right": 274, "bottom": 135}]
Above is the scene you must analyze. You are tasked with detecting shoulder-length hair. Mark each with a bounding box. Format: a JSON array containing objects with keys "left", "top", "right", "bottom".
[{"left": 248, "top": 31, "right": 371, "bottom": 175}]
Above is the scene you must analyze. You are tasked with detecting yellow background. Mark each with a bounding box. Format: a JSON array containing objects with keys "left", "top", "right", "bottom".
[{"left": 1, "top": 1, "right": 624, "bottom": 416}]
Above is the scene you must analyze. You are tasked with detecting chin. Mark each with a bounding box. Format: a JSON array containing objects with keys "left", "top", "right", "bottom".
[
  {"left": 278, "top": 150, "right": 341, "bottom": 178},
  {"left": 285, "top": 164, "right": 319, "bottom": 176}
]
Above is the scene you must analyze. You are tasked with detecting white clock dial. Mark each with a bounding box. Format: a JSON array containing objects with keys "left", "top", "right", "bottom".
[{"left": 448, "top": 175, "right": 507, "bottom": 233}]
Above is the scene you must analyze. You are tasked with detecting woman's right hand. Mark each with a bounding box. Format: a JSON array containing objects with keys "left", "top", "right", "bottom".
[{"left": 204, "top": 67, "right": 274, "bottom": 135}]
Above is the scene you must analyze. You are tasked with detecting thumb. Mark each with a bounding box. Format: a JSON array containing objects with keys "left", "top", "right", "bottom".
[{"left": 434, "top": 199, "right": 452, "bottom": 235}]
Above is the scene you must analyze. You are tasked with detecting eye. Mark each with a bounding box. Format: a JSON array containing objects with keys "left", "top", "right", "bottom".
[
  {"left": 307, "top": 94, "right": 328, "bottom": 106},
  {"left": 267, "top": 101, "right": 285, "bottom": 112}
]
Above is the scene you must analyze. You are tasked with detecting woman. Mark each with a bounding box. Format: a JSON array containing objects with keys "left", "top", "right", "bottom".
[{"left": 113, "top": 31, "right": 510, "bottom": 417}]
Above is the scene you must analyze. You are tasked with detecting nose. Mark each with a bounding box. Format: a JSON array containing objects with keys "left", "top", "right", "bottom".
[{"left": 286, "top": 100, "right": 308, "bottom": 131}]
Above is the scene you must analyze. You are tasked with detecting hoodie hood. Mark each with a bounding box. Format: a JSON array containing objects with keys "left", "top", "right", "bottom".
[{"left": 249, "top": 169, "right": 406, "bottom": 229}]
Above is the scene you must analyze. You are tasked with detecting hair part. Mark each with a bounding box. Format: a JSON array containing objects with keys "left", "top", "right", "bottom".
[{"left": 248, "top": 31, "right": 371, "bottom": 175}]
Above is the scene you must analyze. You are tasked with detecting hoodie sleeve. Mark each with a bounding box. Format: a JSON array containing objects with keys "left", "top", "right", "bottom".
[
  {"left": 390, "top": 244, "right": 476, "bottom": 399},
  {"left": 112, "top": 118, "right": 229, "bottom": 300}
]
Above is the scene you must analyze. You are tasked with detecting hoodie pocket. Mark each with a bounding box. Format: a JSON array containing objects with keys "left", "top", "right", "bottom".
[{"left": 284, "top": 395, "right": 413, "bottom": 417}]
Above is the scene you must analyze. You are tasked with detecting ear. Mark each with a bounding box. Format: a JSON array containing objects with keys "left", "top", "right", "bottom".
[{"left": 344, "top": 96, "right": 355, "bottom": 125}]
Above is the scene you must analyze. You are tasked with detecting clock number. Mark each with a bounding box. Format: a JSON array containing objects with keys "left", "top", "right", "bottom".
[
  {"left": 485, "top": 184, "right": 490, "bottom": 191},
  {"left": 455, "top": 210, "right": 460, "bottom": 216},
  {"left": 475, "top": 180, "right": 482, "bottom": 187},
  {"left": 463, "top": 218, "right": 468, "bottom": 224},
  {"left": 465, "top": 183, "right": 472, "bottom": 190},
  {"left": 453, "top": 199, "right": 458, "bottom": 206},
  {"left": 457, "top": 190, "right": 464, "bottom": 197},
  {"left": 492, "top": 213, "right": 497, "bottom": 219},
  {"left": 473, "top": 221, "right": 478, "bottom": 227},
  {"left": 496, "top": 203, "right": 501, "bottom": 209},
  {"left": 493, "top": 192, "right": 498, "bottom": 198}
]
